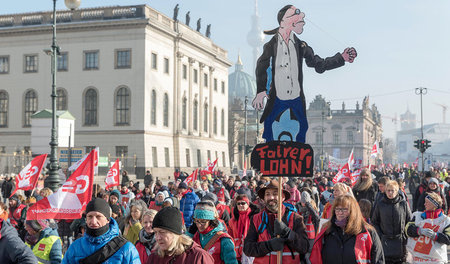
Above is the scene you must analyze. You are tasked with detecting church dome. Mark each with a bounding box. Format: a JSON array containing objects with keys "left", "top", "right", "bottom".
[{"left": 228, "top": 55, "right": 256, "bottom": 101}]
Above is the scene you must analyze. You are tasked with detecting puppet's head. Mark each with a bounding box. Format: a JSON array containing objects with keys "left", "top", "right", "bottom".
[{"left": 265, "top": 5, "right": 305, "bottom": 35}]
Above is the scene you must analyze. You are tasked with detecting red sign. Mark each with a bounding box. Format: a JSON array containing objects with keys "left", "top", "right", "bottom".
[{"left": 251, "top": 141, "right": 314, "bottom": 177}]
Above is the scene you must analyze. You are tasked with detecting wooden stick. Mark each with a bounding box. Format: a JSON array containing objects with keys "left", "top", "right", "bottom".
[{"left": 277, "top": 176, "right": 283, "bottom": 264}]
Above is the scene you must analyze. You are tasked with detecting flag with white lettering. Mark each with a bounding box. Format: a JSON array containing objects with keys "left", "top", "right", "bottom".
[
  {"left": 10, "top": 154, "right": 47, "bottom": 197},
  {"left": 184, "top": 169, "right": 198, "bottom": 185},
  {"left": 26, "top": 149, "right": 95, "bottom": 220},
  {"left": 370, "top": 141, "right": 379, "bottom": 158},
  {"left": 105, "top": 159, "right": 120, "bottom": 189}
]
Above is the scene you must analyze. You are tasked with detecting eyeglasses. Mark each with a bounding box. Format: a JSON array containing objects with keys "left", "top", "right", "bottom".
[
  {"left": 194, "top": 219, "right": 209, "bottom": 225},
  {"left": 335, "top": 208, "right": 349, "bottom": 213},
  {"left": 236, "top": 202, "right": 247, "bottom": 206}
]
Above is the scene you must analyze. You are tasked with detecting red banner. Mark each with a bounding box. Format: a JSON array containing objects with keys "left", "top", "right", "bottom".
[
  {"left": 27, "top": 149, "right": 95, "bottom": 220},
  {"left": 11, "top": 154, "right": 47, "bottom": 197},
  {"left": 105, "top": 159, "right": 120, "bottom": 189},
  {"left": 184, "top": 169, "right": 198, "bottom": 185}
]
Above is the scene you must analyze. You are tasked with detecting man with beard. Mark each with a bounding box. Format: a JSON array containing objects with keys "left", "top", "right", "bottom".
[
  {"left": 352, "top": 168, "right": 379, "bottom": 205},
  {"left": 243, "top": 179, "right": 308, "bottom": 264}
]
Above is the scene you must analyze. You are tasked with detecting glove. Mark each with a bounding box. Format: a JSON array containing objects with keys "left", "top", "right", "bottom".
[
  {"left": 421, "top": 228, "right": 437, "bottom": 239},
  {"left": 267, "top": 237, "right": 287, "bottom": 251},
  {"left": 274, "top": 219, "right": 292, "bottom": 238},
  {"left": 301, "top": 191, "right": 311, "bottom": 204}
]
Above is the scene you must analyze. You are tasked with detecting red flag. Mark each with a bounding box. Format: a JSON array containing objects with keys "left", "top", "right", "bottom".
[
  {"left": 184, "top": 169, "right": 198, "bottom": 185},
  {"left": 105, "top": 159, "right": 120, "bottom": 189},
  {"left": 26, "top": 149, "right": 95, "bottom": 220},
  {"left": 350, "top": 169, "right": 361, "bottom": 187},
  {"left": 243, "top": 160, "right": 247, "bottom": 177},
  {"left": 11, "top": 154, "right": 47, "bottom": 197},
  {"left": 370, "top": 141, "right": 379, "bottom": 157},
  {"left": 205, "top": 158, "right": 218, "bottom": 174},
  {"left": 332, "top": 163, "right": 351, "bottom": 184}
]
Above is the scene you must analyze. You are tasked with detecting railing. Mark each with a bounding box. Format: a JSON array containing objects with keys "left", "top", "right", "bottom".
[{"left": 0, "top": 152, "right": 32, "bottom": 175}]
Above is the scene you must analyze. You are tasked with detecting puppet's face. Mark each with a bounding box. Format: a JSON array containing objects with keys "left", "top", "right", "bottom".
[{"left": 281, "top": 6, "right": 305, "bottom": 35}]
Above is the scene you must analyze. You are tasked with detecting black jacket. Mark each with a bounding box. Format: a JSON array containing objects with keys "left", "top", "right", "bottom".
[
  {"left": 412, "top": 181, "right": 427, "bottom": 212},
  {"left": 0, "top": 220, "right": 37, "bottom": 264},
  {"left": 353, "top": 182, "right": 379, "bottom": 204},
  {"left": 320, "top": 223, "right": 384, "bottom": 264},
  {"left": 371, "top": 193, "right": 411, "bottom": 261},
  {"left": 296, "top": 201, "right": 320, "bottom": 252},
  {"left": 1, "top": 179, "right": 14, "bottom": 199}
]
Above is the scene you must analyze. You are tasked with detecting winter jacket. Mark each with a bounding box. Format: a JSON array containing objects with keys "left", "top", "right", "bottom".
[
  {"left": 147, "top": 241, "right": 214, "bottom": 264},
  {"left": 314, "top": 222, "right": 384, "bottom": 264},
  {"left": 62, "top": 218, "right": 141, "bottom": 264},
  {"left": 124, "top": 221, "right": 142, "bottom": 244},
  {"left": 0, "top": 219, "right": 37, "bottom": 264},
  {"left": 413, "top": 181, "right": 427, "bottom": 212},
  {"left": 1, "top": 179, "right": 14, "bottom": 198},
  {"left": 417, "top": 187, "right": 447, "bottom": 213},
  {"left": 180, "top": 190, "right": 200, "bottom": 228},
  {"left": 27, "top": 227, "right": 63, "bottom": 264},
  {"left": 353, "top": 182, "right": 378, "bottom": 204},
  {"left": 135, "top": 229, "right": 155, "bottom": 264},
  {"left": 228, "top": 203, "right": 259, "bottom": 261},
  {"left": 371, "top": 193, "right": 411, "bottom": 262},
  {"left": 296, "top": 201, "right": 320, "bottom": 251},
  {"left": 193, "top": 224, "right": 238, "bottom": 264}
]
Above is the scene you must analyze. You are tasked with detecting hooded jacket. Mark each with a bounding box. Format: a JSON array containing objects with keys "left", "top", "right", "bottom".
[
  {"left": 0, "top": 219, "right": 37, "bottom": 264},
  {"left": 62, "top": 218, "right": 140, "bottom": 264}
]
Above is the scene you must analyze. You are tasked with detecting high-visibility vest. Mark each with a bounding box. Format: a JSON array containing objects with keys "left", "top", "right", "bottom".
[
  {"left": 26, "top": 235, "right": 62, "bottom": 264},
  {"left": 305, "top": 215, "right": 316, "bottom": 240}
]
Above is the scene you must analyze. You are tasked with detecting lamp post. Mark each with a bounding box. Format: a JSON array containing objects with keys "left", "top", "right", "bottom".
[
  {"left": 415, "top": 87, "right": 427, "bottom": 175},
  {"left": 45, "top": 0, "right": 81, "bottom": 192},
  {"left": 320, "top": 101, "right": 332, "bottom": 171}
]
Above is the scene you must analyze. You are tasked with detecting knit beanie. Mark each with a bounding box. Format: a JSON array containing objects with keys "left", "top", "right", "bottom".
[
  {"left": 110, "top": 190, "right": 121, "bottom": 199},
  {"left": 152, "top": 207, "right": 183, "bottom": 235},
  {"left": 202, "top": 192, "right": 218, "bottom": 205},
  {"left": 193, "top": 201, "right": 217, "bottom": 220},
  {"left": 213, "top": 178, "right": 223, "bottom": 187},
  {"left": 25, "top": 219, "right": 49, "bottom": 232},
  {"left": 86, "top": 198, "right": 111, "bottom": 219}
]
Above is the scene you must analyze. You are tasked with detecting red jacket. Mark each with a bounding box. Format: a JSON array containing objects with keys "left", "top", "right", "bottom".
[
  {"left": 136, "top": 241, "right": 149, "bottom": 264},
  {"left": 9, "top": 204, "right": 25, "bottom": 229},
  {"left": 193, "top": 231, "right": 233, "bottom": 264},
  {"left": 147, "top": 241, "right": 214, "bottom": 264}
]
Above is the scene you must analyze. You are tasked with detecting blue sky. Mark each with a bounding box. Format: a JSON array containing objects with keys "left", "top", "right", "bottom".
[{"left": 2, "top": 0, "right": 450, "bottom": 139}]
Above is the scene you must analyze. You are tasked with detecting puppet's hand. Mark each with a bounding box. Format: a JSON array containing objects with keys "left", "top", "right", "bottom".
[
  {"left": 342, "top": 47, "right": 357, "bottom": 63},
  {"left": 252, "top": 91, "right": 269, "bottom": 110}
]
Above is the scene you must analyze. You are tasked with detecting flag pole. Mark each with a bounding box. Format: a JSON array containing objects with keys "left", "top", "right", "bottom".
[{"left": 277, "top": 176, "right": 282, "bottom": 264}]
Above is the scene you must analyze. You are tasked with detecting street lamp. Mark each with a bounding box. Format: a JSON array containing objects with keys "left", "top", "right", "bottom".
[
  {"left": 45, "top": 0, "right": 81, "bottom": 192},
  {"left": 415, "top": 87, "right": 427, "bottom": 174},
  {"left": 320, "top": 101, "right": 332, "bottom": 171}
]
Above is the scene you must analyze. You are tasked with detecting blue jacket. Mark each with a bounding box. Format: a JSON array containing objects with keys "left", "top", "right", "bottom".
[
  {"left": 180, "top": 190, "right": 200, "bottom": 228},
  {"left": 62, "top": 218, "right": 141, "bottom": 264}
]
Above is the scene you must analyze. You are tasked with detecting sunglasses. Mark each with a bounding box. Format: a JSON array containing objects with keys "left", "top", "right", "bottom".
[{"left": 236, "top": 202, "right": 247, "bottom": 206}]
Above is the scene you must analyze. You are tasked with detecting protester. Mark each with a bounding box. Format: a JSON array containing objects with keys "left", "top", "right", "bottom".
[
  {"left": 321, "top": 182, "right": 352, "bottom": 219},
  {"left": 109, "top": 189, "right": 125, "bottom": 215},
  {"left": 1, "top": 175, "right": 14, "bottom": 203},
  {"left": 8, "top": 195, "right": 27, "bottom": 236},
  {"left": 147, "top": 207, "right": 214, "bottom": 264},
  {"left": 406, "top": 192, "right": 450, "bottom": 263},
  {"left": 202, "top": 192, "right": 231, "bottom": 226},
  {"left": 310, "top": 195, "right": 384, "bottom": 264},
  {"left": 296, "top": 190, "right": 320, "bottom": 264},
  {"left": 191, "top": 201, "right": 238, "bottom": 264},
  {"left": 136, "top": 209, "right": 157, "bottom": 264},
  {"left": 413, "top": 171, "right": 432, "bottom": 212},
  {"left": 213, "top": 179, "right": 231, "bottom": 206},
  {"left": 120, "top": 183, "right": 136, "bottom": 214},
  {"left": 149, "top": 191, "right": 167, "bottom": 211},
  {"left": 243, "top": 179, "right": 309, "bottom": 263},
  {"left": 371, "top": 180, "right": 411, "bottom": 264},
  {"left": 144, "top": 170, "right": 153, "bottom": 187},
  {"left": 352, "top": 168, "right": 378, "bottom": 204},
  {"left": 177, "top": 182, "right": 200, "bottom": 228},
  {"left": 111, "top": 204, "right": 126, "bottom": 233},
  {"left": 0, "top": 201, "right": 8, "bottom": 220},
  {"left": 0, "top": 218, "right": 37, "bottom": 264},
  {"left": 62, "top": 198, "right": 140, "bottom": 264},
  {"left": 122, "top": 170, "right": 130, "bottom": 185},
  {"left": 416, "top": 177, "right": 447, "bottom": 213},
  {"left": 228, "top": 194, "right": 259, "bottom": 263},
  {"left": 123, "top": 200, "right": 145, "bottom": 244},
  {"left": 358, "top": 199, "right": 372, "bottom": 223},
  {"left": 24, "top": 219, "right": 63, "bottom": 264},
  {"left": 286, "top": 181, "right": 301, "bottom": 205}
]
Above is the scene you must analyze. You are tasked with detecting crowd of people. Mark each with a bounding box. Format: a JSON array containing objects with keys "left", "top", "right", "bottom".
[{"left": 1, "top": 166, "right": 450, "bottom": 263}]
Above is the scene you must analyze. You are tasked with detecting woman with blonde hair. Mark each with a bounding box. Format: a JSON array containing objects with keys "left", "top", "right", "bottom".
[
  {"left": 136, "top": 209, "right": 158, "bottom": 264},
  {"left": 310, "top": 195, "right": 384, "bottom": 264},
  {"left": 147, "top": 207, "right": 214, "bottom": 264},
  {"left": 321, "top": 182, "right": 353, "bottom": 219},
  {"left": 352, "top": 168, "right": 378, "bottom": 204}
]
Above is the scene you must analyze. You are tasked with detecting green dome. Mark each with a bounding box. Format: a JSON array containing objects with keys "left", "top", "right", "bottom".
[{"left": 228, "top": 55, "right": 256, "bottom": 101}]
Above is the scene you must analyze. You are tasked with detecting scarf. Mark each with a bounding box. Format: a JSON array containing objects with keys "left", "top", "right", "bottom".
[
  {"left": 199, "top": 225, "right": 214, "bottom": 235},
  {"left": 335, "top": 217, "right": 348, "bottom": 229},
  {"left": 121, "top": 189, "right": 129, "bottom": 195},
  {"left": 422, "top": 208, "right": 443, "bottom": 220},
  {"left": 86, "top": 224, "right": 109, "bottom": 237},
  {"left": 138, "top": 228, "right": 155, "bottom": 255},
  {"left": 237, "top": 208, "right": 251, "bottom": 237}
]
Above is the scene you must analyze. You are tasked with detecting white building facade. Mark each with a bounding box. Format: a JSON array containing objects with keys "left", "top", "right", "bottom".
[{"left": 0, "top": 5, "right": 231, "bottom": 178}]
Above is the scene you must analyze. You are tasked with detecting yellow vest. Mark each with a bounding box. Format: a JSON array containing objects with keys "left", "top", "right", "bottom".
[{"left": 26, "top": 235, "right": 62, "bottom": 264}]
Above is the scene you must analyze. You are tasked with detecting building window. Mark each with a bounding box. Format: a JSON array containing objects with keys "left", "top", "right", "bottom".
[
  {"left": 84, "top": 88, "right": 97, "bottom": 126},
  {"left": 333, "top": 131, "right": 340, "bottom": 144},
  {"left": 182, "top": 97, "right": 187, "bottom": 130},
  {"left": 24, "top": 90, "right": 37, "bottom": 127},
  {"left": 85, "top": 146, "right": 96, "bottom": 153},
  {"left": 182, "top": 64, "right": 187, "bottom": 79},
  {"left": 221, "top": 81, "right": 225, "bottom": 94},
  {"left": 151, "top": 90, "right": 157, "bottom": 125},
  {"left": 193, "top": 100, "right": 198, "bottom": 131},
  {"left": 0, "top": 146, "right": 5, "bottom": 153},
  {"left": 0, "top": 56, "right": 10, "bottom": 73},
  {"left": 151, "top": 53, "right": 157, "bottom": 70},
  {"left": 197, "top": 149, "right": 202, "bottom": 167},
  {"left": 56, "top": 88, "right": 67, "bottom": 110},
  {"left": 24, "top": 54, "right": 38, "bottom": 73},
  {"left": 84, "top": 51, "right": 99, "bottom": 70},
  {"left": 214, "top": 78, "right": 217, "bottom": 91},
  {"left": 115, "top": 87, "right": 130, "bottom": 125},
  {"left": 116, "top": 49, "right": 131, "bottom": 69},
  {"left": 222, "top": 152, "right": 226, "bottom": 167},
  {"left": 164, "top": 147, "right": 170, "bottom": 167},
  {"left": 315, "top": 131, "right": 323, "bottom": 145},
  {"left": 0, "top": 91, "right": 8, "bottom": 127},
  {"left": 57, "top": 53, "right": 68, "bottom": 71},
  {"left": 163, "top": 93, "right": 169, "bottom": 127},
  {"left": 203, "top": 103, "right": 208, "bottom": 133},
  {"left": 193, "top": 69, "right": 198, "bottom": 84},
  {"left": 186, "top": 149, "right": 191, "bottom": 167},
  {"left": 213, "top": 107, "right": 217, "bottom": 135},
  {"left": 207, "top": 150, "right": 211, "bottom": 160},
  {"left": 204, "top": 73, "right": 208, "bottom": 87},
  {"left": 152, "top": 147, "right": 158, "bottom": 167},
  {"left": 347, "top": 131, "right": 354, "bottom": 144},
  {"left": 221, "top": 109, "right": 225, "bottom": 136},
  {"left": 115, "top": 146, "right": 128, "bottom": 157},
  {"left": 163, "top": 58, "right": 169, "bottom": 74}
]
